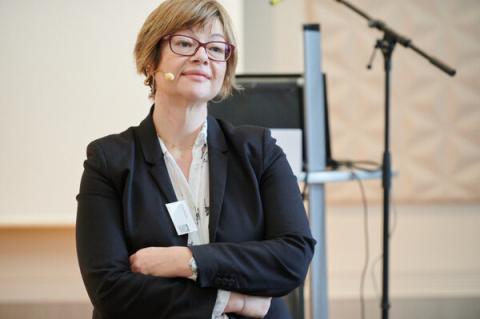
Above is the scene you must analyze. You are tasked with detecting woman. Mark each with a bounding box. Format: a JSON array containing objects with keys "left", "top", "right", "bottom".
[{"left": 76, "top": 1, "right": 315, "bottom": 318}]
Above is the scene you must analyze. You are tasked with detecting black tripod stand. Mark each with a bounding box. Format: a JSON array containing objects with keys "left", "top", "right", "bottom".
[{"left": 334, "top": 1, "right": 456, "bottom": 319}]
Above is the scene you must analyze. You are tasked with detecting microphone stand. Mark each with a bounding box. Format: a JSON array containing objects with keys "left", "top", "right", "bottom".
[{"left": 333, "top": 1, "right": 456, "bottom": 319}]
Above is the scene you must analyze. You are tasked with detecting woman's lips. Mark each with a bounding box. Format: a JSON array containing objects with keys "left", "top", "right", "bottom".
[{"left": 181, "top": 71, "right": 211, "bottom": 80}]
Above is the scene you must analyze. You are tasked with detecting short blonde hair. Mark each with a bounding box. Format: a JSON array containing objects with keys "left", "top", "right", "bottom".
[{"left": 134, "top": 0, "right": 238, "bottom": 99}]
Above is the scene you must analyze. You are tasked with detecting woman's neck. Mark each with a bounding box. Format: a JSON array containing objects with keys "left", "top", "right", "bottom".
[{"left": 152, "top": 95, "right": 208, "bottom": 151}]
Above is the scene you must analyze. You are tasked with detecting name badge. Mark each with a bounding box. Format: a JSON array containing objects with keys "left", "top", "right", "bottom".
[{"left": 165, "top": 200, "right": 198, "bottom": 236}]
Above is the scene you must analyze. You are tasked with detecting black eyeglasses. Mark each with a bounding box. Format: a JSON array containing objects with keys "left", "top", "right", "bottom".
[{"left": 165, "top": 34, "right": 235, "bottom": 62}]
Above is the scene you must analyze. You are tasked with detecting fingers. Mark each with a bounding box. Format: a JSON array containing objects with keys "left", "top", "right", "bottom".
[
  {"left": 129, "top": 252, "right": 144, "bottom": 273},
  {"left": 241, "top": 295, "right": 272, "bottom": 318},
  {"left": 224, "top": 293, "right": 272, "bottom": 317},
  {"left": 224, "top": 292, "right": 246, "bottom": 313},
  {"left": 129, "top": 247, "right": 152, "bottom": 274},
  {"left": 128, "top": 247, "right": 187, "bottom": 277}
]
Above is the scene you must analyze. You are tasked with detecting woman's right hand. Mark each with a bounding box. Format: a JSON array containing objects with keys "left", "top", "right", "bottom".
[{"left": 224, "top": 292, "right": 271, "bottom": 318}]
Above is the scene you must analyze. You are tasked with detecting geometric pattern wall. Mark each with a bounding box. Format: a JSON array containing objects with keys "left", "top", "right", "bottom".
[
  {"left": 243, "top": 0, "right": 479, "bottom": 204},
  {"left": 303, "top": 0, "right": 480, "bottom": 204}
]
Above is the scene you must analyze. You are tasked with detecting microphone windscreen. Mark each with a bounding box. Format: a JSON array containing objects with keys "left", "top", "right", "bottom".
[{"left": 164, "top": 72, "right": 175, "bottom": 81}]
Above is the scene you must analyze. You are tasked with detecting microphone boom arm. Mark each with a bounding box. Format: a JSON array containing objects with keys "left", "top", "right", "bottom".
[{"left": 335, "top": 0, "right": 456, "bottom": 76}]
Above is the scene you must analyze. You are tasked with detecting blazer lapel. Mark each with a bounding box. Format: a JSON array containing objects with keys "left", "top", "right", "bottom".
[
  {"left": 135, "top": 106, "right": 177, "bottom": 204},
  {"left": 149, "top": 162, "right": 178, "bottom": 204},
  {"left": 135, "top": 109, "right": 227, "bottom": 242},
  {"left": 207, "top": 115, "right": 228, "bottom": 242}
]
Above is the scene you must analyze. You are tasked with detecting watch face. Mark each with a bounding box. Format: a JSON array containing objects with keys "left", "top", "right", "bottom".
[
  {"left": 188, "top": 257, "right": 198, "bottom": 281},
  {"left": 190, "top": 257, "right": 198, "bottom": 272}
]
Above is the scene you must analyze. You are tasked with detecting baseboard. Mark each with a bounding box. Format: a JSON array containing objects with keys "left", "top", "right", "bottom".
[
  {"left": 1, "top": 297, "right": 479, "bottom": 319},
  {"left": 329, "top": 296, "right": 480, "bottom": 319},
  {"left": 0, "top": 302, "right": 92, "bottom": 319}
]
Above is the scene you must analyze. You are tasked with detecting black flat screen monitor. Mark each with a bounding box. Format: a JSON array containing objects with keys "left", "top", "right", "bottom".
[{"left": 208, "top": 73, "right": 335, "bottom": 169}]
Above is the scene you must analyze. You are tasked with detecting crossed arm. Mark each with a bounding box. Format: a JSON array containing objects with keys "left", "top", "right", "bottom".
[
  {"left": 129, "top": 246, "right": 271, "bottom": 317},
  {"left": 76, "top": 132, "right": 315, "bottom": 318}
]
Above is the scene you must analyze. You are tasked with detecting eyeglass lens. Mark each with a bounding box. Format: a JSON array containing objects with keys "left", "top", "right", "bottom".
[{"left": 169, "top": 35, "right": 230, "bottom": 61}]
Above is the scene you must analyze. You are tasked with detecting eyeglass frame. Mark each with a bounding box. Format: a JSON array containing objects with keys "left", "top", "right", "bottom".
[{"left": 163, "top": 34, "right": 235, "bottom": 62}]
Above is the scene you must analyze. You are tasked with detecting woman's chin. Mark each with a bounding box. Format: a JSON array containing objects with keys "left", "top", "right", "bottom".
[{"left": 179, "top": 89, "right": 216, "bottom": 104}]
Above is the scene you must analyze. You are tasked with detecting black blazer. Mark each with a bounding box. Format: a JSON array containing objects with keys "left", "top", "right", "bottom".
[{"left": 76, "top": 107, "right": 315, "bottom": 319}]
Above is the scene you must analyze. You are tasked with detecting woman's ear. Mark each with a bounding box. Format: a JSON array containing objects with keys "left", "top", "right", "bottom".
[{"left": 145, "top": 64, "right": 153, "bottom": 76}]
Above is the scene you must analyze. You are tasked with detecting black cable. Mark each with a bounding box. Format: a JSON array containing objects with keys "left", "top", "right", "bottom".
[
  {"left": 370, "top": 185, "right": 399, "bottom": 301},
  {"left": 351, "top": 170, "right": 370, "bottom": 319},
  {"left": 302, "top": 156, "right": 383, "bottom": 317},
  {"left": 331, "top": 158, "right": 381, "bottom": 172}
]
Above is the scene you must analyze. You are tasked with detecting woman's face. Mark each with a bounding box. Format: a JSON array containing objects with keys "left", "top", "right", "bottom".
[{"left": 155, "top": 18, "right": 228, "bottom": 104}]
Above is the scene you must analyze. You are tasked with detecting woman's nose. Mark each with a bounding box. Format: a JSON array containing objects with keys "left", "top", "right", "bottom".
[{"left": 191, "top": 46, "right": 209, "bottom": 63}]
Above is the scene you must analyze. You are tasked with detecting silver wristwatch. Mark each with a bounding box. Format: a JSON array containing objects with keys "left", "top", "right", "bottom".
[{"left": 188, "top": 257, "right": 198, "bottom": 281}]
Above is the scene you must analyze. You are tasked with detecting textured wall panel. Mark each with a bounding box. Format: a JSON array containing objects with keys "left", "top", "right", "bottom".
[{"left": 303, "top": 0, "right": 480, "bottom": 204}]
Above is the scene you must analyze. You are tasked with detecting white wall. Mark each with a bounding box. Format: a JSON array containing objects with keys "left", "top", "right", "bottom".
[
  {"left": 326, "top": 204, "right": 480, "bottom": 299},
  {"left": 243, "top": 0, "right": 305, "bottom": 73},
  {"left": 0, "top": 0, "right": 244, "bottom": 222}
]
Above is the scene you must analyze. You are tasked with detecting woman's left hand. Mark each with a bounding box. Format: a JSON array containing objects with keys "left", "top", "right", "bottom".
[{"left": 130, "top": 246, "right": 193, "bottom": 278}]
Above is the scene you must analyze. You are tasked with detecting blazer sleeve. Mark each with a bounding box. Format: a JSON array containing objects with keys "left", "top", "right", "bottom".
[
  {"left": 76, "top": 140, "right": 217, "bottom": 319},
  {"left": 191, "top": 128, "right": 316, "bottom": 297}
]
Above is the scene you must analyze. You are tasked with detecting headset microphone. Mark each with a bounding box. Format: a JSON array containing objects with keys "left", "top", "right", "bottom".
[
  {"left": 163, "top": 72, "right": 175, "bottom": 81},
  {"left": 154, "top": 70, "right": 175, "bottom": 81}
]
